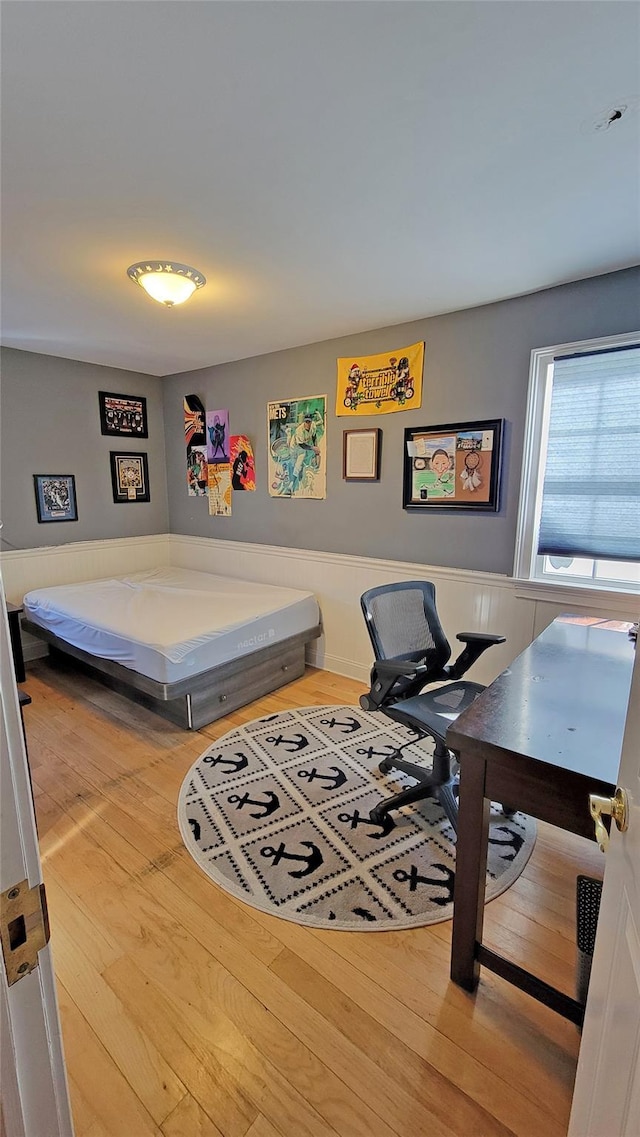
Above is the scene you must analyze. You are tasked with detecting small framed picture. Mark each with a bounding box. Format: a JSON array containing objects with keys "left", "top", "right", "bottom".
[
  {"left": 33, "top": 475, "right": 78, "bottom": 523},
  {"left": 99, "top": 391, "right": 148, "bottom": 438},
  {"left": 403, "top": 419, "right": 503, "bottom": 511},
  {"left": 110, "top": 451, "right": 150, "bottom": 503},
  {"left": 343, "top": 428, "right": 381, "bottom": 482}
]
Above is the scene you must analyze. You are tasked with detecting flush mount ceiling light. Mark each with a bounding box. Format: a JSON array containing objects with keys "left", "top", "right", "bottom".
[{"left": 127, "top": 261, "right": 206, "bottom": 307}]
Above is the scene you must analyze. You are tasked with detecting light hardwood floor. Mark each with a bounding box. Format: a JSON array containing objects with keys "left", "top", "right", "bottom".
[{"left": 22, "top": 659, "right": 604, "bottom": 1137}]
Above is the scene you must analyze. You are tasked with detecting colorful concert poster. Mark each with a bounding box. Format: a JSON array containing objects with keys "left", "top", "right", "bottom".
[
  {"left": 206, "top": 409, "right": 230, "bottom": 464},
  {"left": 184, "top": 394, "right": 205, "bottom": 447},
  {"left": 230, "top": 435, "right": 256, "bottom": 491},
  {"left": 184, "top": 393, "right": 206, "bottom": 495},
  {"left": 267, "top": 395, "right": 327, "bottom": 499},
  {"left": 335, "top": 342, "right": 424, "bottom": 416},
  {"left": 208, "top": 462, "right": 232, "bottom": 516}
]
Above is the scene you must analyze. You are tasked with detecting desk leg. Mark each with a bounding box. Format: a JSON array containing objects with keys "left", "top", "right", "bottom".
[{"left": 451, "top": 754, "right": 490, "bottom": 990}]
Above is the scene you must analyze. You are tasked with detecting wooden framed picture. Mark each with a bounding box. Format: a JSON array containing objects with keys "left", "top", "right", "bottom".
[
  {"left": 343, "top": 428, "right": 381, "bottom": 481},
  {"left": 403, "top": 419, "right": 503, "bottom": 511},
  {"left": 33, "top": 474, "right": 78, "bottom": 523},
  {"left": 110, "top": 451, "right": 150, "bottom": 503},
  {"left": 99, "top": 391, "right": 148, "bottom": 438}
]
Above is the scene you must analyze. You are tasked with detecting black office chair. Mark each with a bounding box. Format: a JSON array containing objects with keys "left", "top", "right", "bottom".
[{"left": 359, "top": 581, "right": 505, "bottom": 832}]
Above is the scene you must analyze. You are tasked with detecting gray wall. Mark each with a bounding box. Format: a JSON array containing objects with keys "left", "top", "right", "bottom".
[
  {"left": 163, "top": 267, "right": 640, "bottom": 575},
  {"left": 0, "top": 349, "right": 168, "bottom": 550},
  {"left": 2, "top": 267, "right": 637, "bottom": 568}
]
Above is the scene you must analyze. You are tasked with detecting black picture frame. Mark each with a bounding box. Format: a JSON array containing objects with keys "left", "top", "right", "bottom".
[
  {"left": 343, "top": 428, "right": 382, "bottom": 481},
  {"left": 403, "top": 419, "right": 503, "bottom": 511},
  {"left": 34, "top": 474, "right": 78, "bottom": 523},
  {"left": 99, "top": 391, "right": 148, "bottom": 438},
  {"left": 110, "top": 451, "right": 150, "bottom": 503}
]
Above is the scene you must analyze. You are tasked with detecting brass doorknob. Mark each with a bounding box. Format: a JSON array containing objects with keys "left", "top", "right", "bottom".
[{"left": 589, "top": 788, "right": 629, "bottom": 853}]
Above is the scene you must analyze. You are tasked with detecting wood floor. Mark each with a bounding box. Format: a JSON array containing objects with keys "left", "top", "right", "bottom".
[{"left": 22, "top": 659, "right": 605, "bottom": 1137}]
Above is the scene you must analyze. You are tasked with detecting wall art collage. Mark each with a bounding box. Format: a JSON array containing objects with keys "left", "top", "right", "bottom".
[
  {"left": 184, "top": 395, "right": 256, "bottom": 517},
  {"left": 33, "top": 390, "right": 154, "bottom": 522},
  {"left": 180, "top": 341, "right": 504, "bottom": 517}
]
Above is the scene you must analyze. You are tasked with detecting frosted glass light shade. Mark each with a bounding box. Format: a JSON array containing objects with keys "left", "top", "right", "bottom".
[{"left": 127, "top": 261, "right": 206, "bottom": 307}]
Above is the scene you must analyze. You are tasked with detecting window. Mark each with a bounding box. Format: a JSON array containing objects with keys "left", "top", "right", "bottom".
[{"left": 514, "top": 331, "right": 640, "bottom": 594}]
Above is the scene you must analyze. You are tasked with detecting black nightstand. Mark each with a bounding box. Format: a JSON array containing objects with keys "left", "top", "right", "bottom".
[{"left": 6, "top": 601, "right": 26, "bottom": 682}]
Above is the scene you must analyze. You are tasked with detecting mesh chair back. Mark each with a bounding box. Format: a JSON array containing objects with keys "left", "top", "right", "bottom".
[{"left": 360, "top": 582, "right": 451, "bottom": 681}]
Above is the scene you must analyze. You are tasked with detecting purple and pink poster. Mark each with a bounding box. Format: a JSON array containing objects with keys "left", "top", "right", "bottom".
[{"left": 206, "top": 409, "right": 230, "bottom": 464}]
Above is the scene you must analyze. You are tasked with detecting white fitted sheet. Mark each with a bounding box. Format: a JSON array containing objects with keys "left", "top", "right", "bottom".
[{"left": 23, "top": 567, "right": 320, "bottom": 684}]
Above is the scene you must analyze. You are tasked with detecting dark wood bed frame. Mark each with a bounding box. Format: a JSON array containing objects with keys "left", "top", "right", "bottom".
[{"left": 22, "top": 618, "right": 322, "bottom": 730}]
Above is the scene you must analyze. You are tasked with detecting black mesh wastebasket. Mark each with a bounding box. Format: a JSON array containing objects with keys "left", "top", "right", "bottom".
[{"left": 576, "top": 874, "right": 603, "bottom": 1005}]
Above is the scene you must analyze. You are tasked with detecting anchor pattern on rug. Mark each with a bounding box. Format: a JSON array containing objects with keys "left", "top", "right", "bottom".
[
  {"left": 488, "top": 823, "right": 526, "bottom": 863},
  {"left": 282, "top": 754, "right": 369, "bottom": 807},
  {"left": 306, "top": 707, "right": 379, "bottom": 745},
  {"left": 320, "top": 788, "right": 423, "bottom": 860},
  {"left": 183, "top": 796, "right": 226, "bottom": 854},
  {"left": 242, "top": 816, "right": 350, "bottom": 906},
  {"left": 392, "top": 862, "right": 456, "bottom": 907},
  {"left": 227, "top": 789, "right": 281, "bottom": 820},
  {"left": 179, "top": 705, "right": 537, "bottom": 929},
  {"left": 296, "top": 875, "right": 396, "bottom": 922},
  {"left": 249, "top": 724, "right": 326, "bottom": 766},
  {"left": 371, "top": 840, "right": 457, "bottom": 916},
  {"left": 260, "top": 839, "right": 324, "bottom": 878},
  {"left": 197, "top": 739, "right": 268, "bottom": 790},
  {"left": 207, "top": 772, "right": 302, "bottom": 839},
  {"left": 298, "top": 765, "right": 347, "bottom": 790}
]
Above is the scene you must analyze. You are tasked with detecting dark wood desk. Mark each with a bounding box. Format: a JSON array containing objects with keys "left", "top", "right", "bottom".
[{"left": 447, "top": 616, "right": 635, "bottom": 1025}]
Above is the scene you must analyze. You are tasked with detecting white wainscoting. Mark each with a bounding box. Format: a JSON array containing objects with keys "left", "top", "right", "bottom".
[
  {"left": 4, "top": 532, "right": 638, "bottom": 679},
  {"left": 1, "top": 534, "right": 170, "bottom": 661},
  {"left": 168, "top": 535, "right": 530, "bottom": 685}
]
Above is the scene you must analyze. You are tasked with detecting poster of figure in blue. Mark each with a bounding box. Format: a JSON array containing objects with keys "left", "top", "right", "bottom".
[
  {"left": 206, "top": 409, "right": 230, "bottom": 463},
  {"left": 267, "top": 395, "right": 327, "bottom": 498}
]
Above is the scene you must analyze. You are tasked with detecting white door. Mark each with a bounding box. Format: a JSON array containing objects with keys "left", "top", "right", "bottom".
[
  {"left": 0, "top": 584, "right": 74, "bottom": 1137},
  {"left": 569, "top": 643, "right": 640, "bottom": 1137}
]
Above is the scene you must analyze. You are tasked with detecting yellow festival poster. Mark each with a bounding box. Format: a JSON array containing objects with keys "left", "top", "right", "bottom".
[{"left": 336, "top": 342, "right": 424, "bottom": 417}]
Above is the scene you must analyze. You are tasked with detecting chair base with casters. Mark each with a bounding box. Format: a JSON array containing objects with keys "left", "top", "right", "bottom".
[
  {"left": 359, "top": 581, "right": 506, "bottom": 833},
  {"left": 362, "top": 679, "right": 485, "bottom": 833}
]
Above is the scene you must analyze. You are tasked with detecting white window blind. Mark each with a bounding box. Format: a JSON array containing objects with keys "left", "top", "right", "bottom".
[{"left": 537, "top": 344, "right": 640, "bottom": 562}]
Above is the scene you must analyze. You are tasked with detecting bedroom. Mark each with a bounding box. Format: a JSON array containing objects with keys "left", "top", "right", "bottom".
[{"left": 1, "top": 2, "right": 639, "bottom": 1136}]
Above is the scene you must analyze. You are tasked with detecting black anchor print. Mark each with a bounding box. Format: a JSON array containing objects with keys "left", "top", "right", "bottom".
[
  {"left": 203, "top": 751, "right": 249, "bottom": 774},
  {"left": 265, "top": 732, "right": 309, "bottom": 752},
  {"left": 356, "top": 744, "right": 397, "bottom": 761},
  {"left": 227, "top": 790, "right": 281, "bottom": 820},
  {"left": 393, "top": 863, "right": 455, "bottom": 905},
  {"left": 260, "top": 840, "right": 324, "bottom": 878},
  {"left": 488, "top": 825, "right": 524, "bottom": 861},
  {"left": 320, "top": 715, "right": 361, "bottom": 733},
  {"left": 297, "top": 765, "right": 347, "bottom": 790},
  {"left": 337, "top": 808, "right": 395, "bottom": 839}
]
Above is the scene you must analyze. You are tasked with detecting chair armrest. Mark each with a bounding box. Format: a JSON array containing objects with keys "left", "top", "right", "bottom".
[
  {"left": 359, "top": 658, "right": 428, "bottom": 711},
  {"left": 374, "top": 659, "right": 429, "bottom": 679},
  {"left": 447, "top": 633, "right": 506, "bottom": 680}
]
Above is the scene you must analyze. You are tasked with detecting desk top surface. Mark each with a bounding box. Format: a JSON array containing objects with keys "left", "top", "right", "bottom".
[{"left": 447, "top": 617, "right": 636, "bottom": 783}]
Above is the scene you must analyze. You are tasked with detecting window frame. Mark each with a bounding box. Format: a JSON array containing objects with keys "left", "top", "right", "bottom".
[{"left": 513, "top": 329, "right": 640, "bottom": 596}]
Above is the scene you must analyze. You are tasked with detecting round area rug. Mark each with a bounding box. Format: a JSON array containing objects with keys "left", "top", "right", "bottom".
[{"left": 178, "top": 705, "right": 536, "bottom": 931}]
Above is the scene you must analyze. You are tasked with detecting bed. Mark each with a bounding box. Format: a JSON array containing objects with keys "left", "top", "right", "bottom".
[{"left": 21, "top": 567, "right": 321, "bottom": 729}]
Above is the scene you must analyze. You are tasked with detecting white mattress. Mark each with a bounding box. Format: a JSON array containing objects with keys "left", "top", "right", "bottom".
[{"left": 23, "top": 567, "right": 320, "bottom": 685}]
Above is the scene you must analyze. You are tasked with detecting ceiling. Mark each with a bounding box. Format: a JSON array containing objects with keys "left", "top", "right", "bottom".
[{"left": 2, "top": 1, "right": 639, "bottom": 377}]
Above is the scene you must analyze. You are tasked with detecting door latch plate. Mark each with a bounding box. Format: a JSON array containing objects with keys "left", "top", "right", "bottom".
[{"left": 1, "top": 879, "right": 50, "bottom": 985}]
